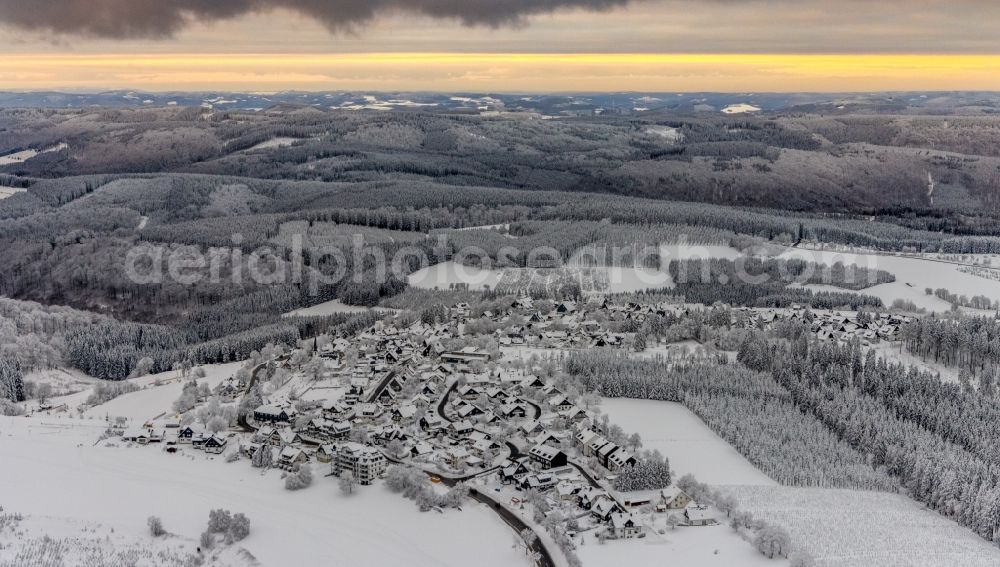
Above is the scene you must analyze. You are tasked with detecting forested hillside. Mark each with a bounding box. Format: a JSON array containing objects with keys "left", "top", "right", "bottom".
[
  {"left": 565, "top": 330, "right": 1000, "bottom": 542},
  {"left": 6, "top": 102, "right": 1000, "bottom": 389},
  {"left": 5, "top": 105, "right": 1000, "bottom": 221}
]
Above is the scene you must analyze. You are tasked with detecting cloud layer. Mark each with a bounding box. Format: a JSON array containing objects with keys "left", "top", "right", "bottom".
[{"left": 0, "top": 0, "right": 635, "bottom": 38}]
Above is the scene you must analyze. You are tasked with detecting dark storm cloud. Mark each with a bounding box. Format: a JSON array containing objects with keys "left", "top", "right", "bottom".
[{"left": 0, "top": 0, "right": 637, "bottom": 38}]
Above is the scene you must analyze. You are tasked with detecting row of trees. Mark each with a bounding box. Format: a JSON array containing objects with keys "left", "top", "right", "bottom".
[
  {"left": 0, "top": 358, "right": 24, "bottom": 402},
  {"left": 384, "top": 465, "right": 470, "bottom": 511},
  {"left": 564, "top": 351, "right": 896, "bottom": 490},
  {"left": 570, "top": 329, "right": 1000, "bottom": 543},
  {"left": 612, "top": 450, "right": 673, "bottom": 491},
  {"left": 899, "top": 314, "right": 1000, "bottom": 376},
  {"left": 744, "top": 331, "right": 1000, "bottom": 543},
  {"left": 666, "top": 258, "right": 885, "bottom": 309}
]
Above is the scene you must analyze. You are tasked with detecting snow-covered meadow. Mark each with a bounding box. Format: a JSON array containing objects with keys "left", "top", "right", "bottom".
[
  {"left": 281, "top": 299, "right": 375, "bottom": 317},
  {"left": 0, "top": 187, "right": 26, "bottom": 200},
  {"left": 0, "top": 416, "right": 529, "bottom": 567},
  {"left": 777, "top": 247, "right": 1000, "bottom": 312},
  {"left": 34, "top": 361, "right": 244, "bottom": 422},
  {"left": 577, "top": 522, "right": 785, "bottom": 567},
  {"left": 0, "top": 143, "right": 68, "bottom": 166},
  {"left": 600, "top": 398, "right": 776, "bottom": 486},
  {"left": 407, "top": 244, "right": 742, "bottom": 294},
  {"left": 720, "top": 486, "right": 1000, "bottom": 567}
]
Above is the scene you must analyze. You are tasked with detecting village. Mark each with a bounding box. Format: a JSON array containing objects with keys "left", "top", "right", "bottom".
[{"left": 107, "top": 294, "right": 913, "bottom": 561}]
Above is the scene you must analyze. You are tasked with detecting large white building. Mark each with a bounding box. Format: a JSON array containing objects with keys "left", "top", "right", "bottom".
[{"left": 333, "top": 442, "right": 387, "bottom": 485}]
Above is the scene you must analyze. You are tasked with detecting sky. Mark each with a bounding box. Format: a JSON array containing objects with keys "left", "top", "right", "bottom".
[{"left": 1, "top": 0, "right": 999, "bottom": 92}]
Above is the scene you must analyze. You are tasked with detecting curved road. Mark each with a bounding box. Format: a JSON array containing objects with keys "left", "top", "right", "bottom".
[
  {"left": 236, "top": 361, "right": 272, "bottom": 431},
  {"left": 242, "top": 361, "right": 557, "bottom": 567}
]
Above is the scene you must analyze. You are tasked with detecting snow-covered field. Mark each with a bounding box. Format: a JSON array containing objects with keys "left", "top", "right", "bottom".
[
  {"left": 644, "top": 125, "right": 683, "bottom": 143},
  {"left": 407, "top": 261, "right": 503, "bottom": 291},
  {"left": 778, "top": 247, "right": 1000, "bottom": 312},
  {"left": 0, "top": 511, "right": 253, "bottom": 567},
  {"left": 0, "top": 187, "right": 26, "bottom": 200},
  {"left": 282, "top": 299, "right": 375, "bottom": 317},
  {"left": 0, "top": 416, "right": 529, "bottom": 567},
  {"left": 22, "top": 367, "right": 99, "bottom": 398},
  {"left": 81, "top": 362, "right": 243, "bottom": 422},
  {"left": 36, "top": 361, "right": 243, "bottom": 421},
  {"left": 872, "top": 341, "right": 960, "bottom": 384},
  {"left": 244, "top": 137, "right": 302, "bottom": 151},
  {"left": 577, "top": 523, "right": 784, "bottom": 567},
  {"left": 414, "top": 241, "right": 1000, "bottom": 310},
  {"left": 408, "top": 245, "right": 741, "bottom": 294},
  {"left": 0, "top": 143, "right": 68, "bottom": 165},
  {"left": 659, "top": 244, "right": 742, "bottom": 263},
  {"left": 474, "top": 461, "right": 782, "bottom": 567},
  {"left": 720, "top": 486, "right": 1000, "bottom": 567},
  {"left": 600, "top": 399, "right": 776, "bottom": 486},
  {"left": 720, "top": 103, "right": 761, "bottom": 114}
]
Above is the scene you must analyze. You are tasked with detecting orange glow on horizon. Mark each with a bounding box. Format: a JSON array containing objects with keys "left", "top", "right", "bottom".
[{"left": 2, "top": 53, "right": 999, "bottom": 92}]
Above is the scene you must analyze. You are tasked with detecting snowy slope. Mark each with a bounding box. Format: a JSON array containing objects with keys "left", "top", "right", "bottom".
[
  {"left": 601, "top": 398, "right": 776, "bottom": 486},
  {"left": 0, "top": 416, "right": 529, "bottom": 567}
]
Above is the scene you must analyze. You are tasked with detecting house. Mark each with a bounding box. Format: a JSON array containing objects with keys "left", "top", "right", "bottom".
[
  {"left": 684, "top": 504, "right": 716, "bottom": 526},
  {"left": 392, "top": 403, "right": 418, "bottom": 422},
  {"left": 591, "top": 495, "right": 622, "bottom": 521},
  {"left": 555, "top": 482, "right": 583, "bottom": 502},
  {"left": 372, "top": 425, "right": 407, "bottom": 446},
  {"left": 322, "top": 400, "right": 353, "bottom": 421},
  {"left": 454, "top": 402, "right": 483, "bottom": 420},
  {"left": 256, "top": 426, "right": 281, "bottom": 446},
  {"left": 277, "top": 446, "right": 309, "bottom": 470},
  {"left": 547, "top": 395, "right": 573, "bottom": 412},
  {"left": 555, "top": 301, "right": 577, "bottom": 313},
  {"left": 560, "top": 406, "right": 590, "bottom": 422},
  {"left": 607, "top": 449, "right": 637, "bottom": 471},
  {"left": 129, "top": 428, "right": 164, "bottom": 444},
  {"left": 277, "top": 429, "right": 303, "bottom": 446},
  {"left": 122, "top": 427, "right": 146, "bottom": 443},
  {"left": 520, "top": 419, "right": 546, "bottom": 436},
  {"left": 254, "top": 404, "right": 294, "bottom": 424},
  {"left": 419, "top": 415, "right": 446, "bottom": 432},
  {"left": 355, "top": 403, "right": 383, "bottom": 422},
  {"left": 410, "top": 441, "right": 434, "bottom": 458},
  {"left": 457, "top": 384, "right": 481, "bottom": 400},
  {"left": 441, "top": 347, "right": 491, "bottom": 364},
  {"left": 596, "top": 441, "right": 623, "bottom": 468},
  {"left": 499, "top": 458, "right": 531, "bottom": 484},
  {"left": 577, "top": 488, "right": 606, "bottom": 510},
  {"left": 512, "top": 297, "right": 534, "bottom": 310},
  {"left": 520, "top": 375, "right": 546, "bottom": 390},
  {"left": 471, "top": 438, "right": 502, "bottom": 458},
  {"left": 191, "top": 432, "right": 211, "bottom": 449},
  {"left": 329, "top": 421, "right": 353, "bottom": 439},
  {"left": 447, "top": 420, "right": 474, "bottom": 439},
  {"left": 659, "top": 486, "right": 691, "bottom": 510},
  {"left": 528, "top": 443, "right": 567, "bottom": 469},
  {"left": 333, "top": 443, "right": 387, "bottom": 484},
  {"left": 444, "top": 447, "right": 471, "bottom": 468},
  {"left": 530, "top": 431, "right": 562, "bottom": 447},
  {"left": 306, "top": 417, "right": 332, "bottom": 436},
  {"left": 177, "top": 425, "right": 199, "bottom": 442},
  {"left": 575, "top": 428, "right": 602, "bottom": 453},
  {"left": 316, "top": 444, "right": 337, "bottom": 463},
  {"left": 204, "top": 435, "right": 228, "bottom": 454},
  {"left": 608, "top": 513, "right": 643, "bottom": 539},
  {"left": 485, "top": 387, "right": 512, "bottom": 403},
  {"left": 521, "top": 472, "right": 559, "bottom": 491},
  {"left": 243, "top": 442, "right": 264, "bottom": 459},
  {"left": 499, "top": 402, "right": 529, "bottom": 419}
]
